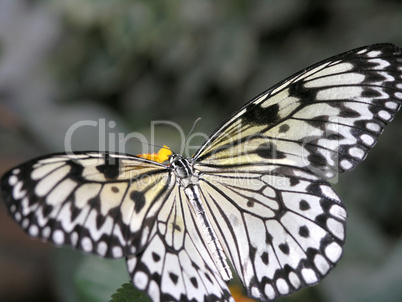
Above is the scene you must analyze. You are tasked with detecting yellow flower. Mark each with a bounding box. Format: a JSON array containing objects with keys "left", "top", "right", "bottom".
[{"left": 137, "top": 145, "right": 172, "bottom": 163}]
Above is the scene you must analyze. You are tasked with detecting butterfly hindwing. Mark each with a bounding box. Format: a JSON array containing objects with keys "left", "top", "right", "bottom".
[
  {"left": 126, "top": 185, "right": 234, "bottom": 302},
  {"left": 198, "top": 168, "right": 346, "bottom": 300},
  {"left": 1, "top": 152, "right": 171, "bottom": 258}
]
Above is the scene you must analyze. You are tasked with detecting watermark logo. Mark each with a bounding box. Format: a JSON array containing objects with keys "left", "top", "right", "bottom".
[{"left": 63, "top": 118, "right": 342, "bottom": 184}]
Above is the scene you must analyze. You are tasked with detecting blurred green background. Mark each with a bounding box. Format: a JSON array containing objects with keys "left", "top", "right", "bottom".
[{"left": 0, "top": 0, "right": 401, "bottom": 301}]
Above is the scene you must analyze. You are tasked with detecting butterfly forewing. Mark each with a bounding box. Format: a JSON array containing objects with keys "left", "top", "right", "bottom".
[
  {"left": 194, "top": 44, "right": 402, "bottom": 179},
  {"left": 1, "top": 152, "right": 171, "bottom": 258}
]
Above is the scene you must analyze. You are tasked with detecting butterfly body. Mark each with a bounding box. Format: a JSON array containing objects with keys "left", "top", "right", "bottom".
[
  {"left": 170, "top": 153, "right": 233, "bottom": 281},
  {"left": 2, "top": 43, "right": 402, "bottom": 301}
]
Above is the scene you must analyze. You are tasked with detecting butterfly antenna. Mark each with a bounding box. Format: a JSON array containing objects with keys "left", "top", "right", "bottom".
[{"left": 180, "top": 117, "right": 202, "bottom": 155}]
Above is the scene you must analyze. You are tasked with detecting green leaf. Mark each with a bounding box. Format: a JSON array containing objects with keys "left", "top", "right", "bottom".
[{"left": 110, "top": 283, "right": 151, "bottom": 302}]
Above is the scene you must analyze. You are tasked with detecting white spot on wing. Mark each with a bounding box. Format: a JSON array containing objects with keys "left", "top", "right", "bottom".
[
  {"left": 366, "top": 122, "right": 381, "bottom": 132},
  {"left": 264, "top": 283, "right": 276, "bottom": 300},
  {"left": 97, "top": 241, "right": 108, "bottom": 256},
  {"left": 8, "top": 175, "right": 18, "bottom": 186},
  {"left": 53, "top": 230, "right": 65, "bottom": 245},
  {"left": 360, "top": 134, "right": 375, "bottom": 146},
  {"left": 71, "top": 232, "right": 79, "bottom": 246},
  {"left": 340, "top": 159, "right": 353, "bottom": 170},
  {"left": 314, "top": 254, "right": 330, "bottom": 275},
  {"left": 134, "top": 271, "right": 148, "bottom": 290},
  {"left": 329, "top": 205, "right": 347, "bottom": 220},
  {"left": 385, "top": 101, "right": 398, "bottom": 109},
  {"left": 320, "top": 185, "right": 340, "bottom": 202},
  {"left": 13, "top": 181, "right": 26, "bottom": 200},
  {"left": 42, "top": 226, "right": 51, "bottom": 238},
  {"left": 288, "top": 272, "right": 300, "bottom": 289},
  {"left": 113, "top": 246, "right": 123, "bottom": 258},
  {"left": 327, "top": 218, "right": 345, "bottom": 240},
  {"left": 378, "top": 110, "right": 391, "bottom": 121},
  {"left": 22, "top": 218, "right": 29, "bottom": 228},
  {"left": 15, "top": 212, "right": 22, "bottom": 222},
  {"left": 148, "top": 280, "right": 160, "bottom": 302},
  {"left": 301, "top": 268, "right": 318, "bottom": 284},
  {"left": 126, "top": 256, "right": 137, "bottom": 273},
  {"left": 349, "top": 147, "right": 365, "bottom": 159},
  {"left": 276, "top": 278, "right": 289, "bottom": 294},
  {"left": 29, "top": 225, "right": 39, "bottom": 236},
  {"left": 81, "top": 237, "right": 93, "bottom": 252},
  {"left": 325, "top": 242, "right": 343, "bottom": 263},
  {"left": 366, "top": 50, "right": 381, "bottom": 57}
]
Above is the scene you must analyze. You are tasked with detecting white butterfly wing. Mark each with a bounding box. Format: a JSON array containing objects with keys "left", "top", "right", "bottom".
[
  {"left": 127, "top": 184, "right": 233, "bottom": 301},
  {"left": 1, "top": 152, "right": 233, "bottom": 301},
  {"left": 194, "top": 44, "right": 402, "bottom": 179},
  {"left": 1, "top": 152, "right": 172, "bottom": 258},
  {"left": 192, "top": 43, "right": 401, "bottom": 300},
  {"left": 198, "top": 169, "right": 345, "bottom": 300}
]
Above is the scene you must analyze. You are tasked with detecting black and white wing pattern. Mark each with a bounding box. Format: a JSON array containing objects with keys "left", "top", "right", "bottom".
[
  {"left": 195, "top": 43, "right": 402, "bottom": 178},
  {"left": 1, "top": 152, "right": 233, "bottom": 301},
  {"left": 1, "top": 43, "right": 402, "bottom": 302},
  {"left": 191, "top": 43, "right": 402, "bottom": 300},
  {"left": 1, "top": 152, "right": 171, "bottom": 258}
]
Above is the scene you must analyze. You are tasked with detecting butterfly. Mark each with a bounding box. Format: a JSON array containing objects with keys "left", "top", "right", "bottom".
[{"left": 1, "top": 43, "right": 402, "bottom": 302}]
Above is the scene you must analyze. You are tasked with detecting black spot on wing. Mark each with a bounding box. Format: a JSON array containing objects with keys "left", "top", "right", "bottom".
[
  {"left": 130, "top": 191, "right": 146, "bottom": 213},
  {"left": 306, "top": 183, "right": 322, "bottom": 195},
  {"left": 96, "top": 212, "right": 107, "bottom": 229},
  {"left": 289, "top": 176, "right": 300, "bottom": 186},
  {"left": 256, "top": 143, "right": 287, "bottom": 159},
  {"left": 338, "top": 104, "right": 360, "bottom": 118},
  {"left": 172, "top": 223, "right": 181, "bottom": 232},
  {"left": 266, "top": 232, "right": 273, "bottom": 244},
  {"left": 96, "top": 156, "right": 121, "bottom": 180},
  {"left": 299, "top": 225, "right": 310, "bottom": 238},
  {"left": 42, "top": 204, "right": 53, "bottom": 217},
  {"left": 204, "top": 272, "right": 213, "bottom": 283},
  {"left": 289, "top": 81, "right": 315, "bottom": 104},
  {"left": 299, "top": 199, "right": 310, "bottom": 211},
  {"left": 261, "top": 251, "right": 269, "bottom": 265},
  {"left": 279, "top": 243, "right": 290, "bottom": 255},
  {"left": 242, "top": 103, "right": 280, "bottom": 125},
  {"left": 169, "top": 272, "right": 178, "bottom": 285},
  {"left": 190, "top": 277, "right": 198, "bottom": 288},
  {"left": 279, "top": 124, "right": 290, "bottom": 133},
  {"left": 152, "top": 252, "right": 160, "bottom": 262}
]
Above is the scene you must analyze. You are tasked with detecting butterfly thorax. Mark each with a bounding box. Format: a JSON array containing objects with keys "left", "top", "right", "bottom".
[{"left": 170, "top": 154, "right": 199, "bottom": 187}]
